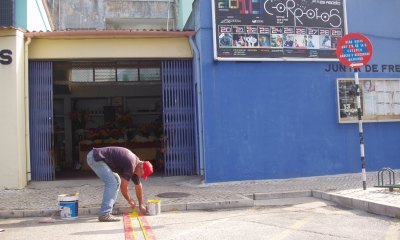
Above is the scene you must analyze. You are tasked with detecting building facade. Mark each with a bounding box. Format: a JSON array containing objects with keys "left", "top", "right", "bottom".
[
  {"left": 0, "top": 0, "right": 52, "bottom": 188},
  {"left": 188, "top": 0, "right": 400, "bottom": 182},
  {"left": 0, "top": 0, "right": 196, "bottom": 189},
  {"left": 2, "top": 0, "right": 400, "bottom": 189}
]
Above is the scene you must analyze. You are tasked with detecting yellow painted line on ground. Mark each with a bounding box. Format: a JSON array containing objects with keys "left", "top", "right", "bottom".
[
  {"left": 129, "top": 211, "right": 156, "bottom": 240},
  {"left": 137, "top": 214, "right": 150, "bottom": 240},
  {"left": 130, "top": 211, "right": 138, "bottom": 218},
  {"left": 271, "top": 216, "right": 314, "bottom": 240},
  {"left": 130, "top": 211, "right": 148, "bottom": 240}
]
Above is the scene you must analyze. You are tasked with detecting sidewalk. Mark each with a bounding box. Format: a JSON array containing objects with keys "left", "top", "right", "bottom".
[{"left": 1, "top": 170, "right": 399, "bottom": 219}]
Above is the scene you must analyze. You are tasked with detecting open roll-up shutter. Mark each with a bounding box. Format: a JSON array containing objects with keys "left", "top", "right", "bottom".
[
  {"left": 29, "top": 61, "right": 54, "bottom": 181},
  {"left": 162, "top": 60, "right": 196, "bottom": 176}
]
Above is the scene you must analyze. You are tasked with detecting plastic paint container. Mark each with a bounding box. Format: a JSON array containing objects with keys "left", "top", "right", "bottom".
[
  {"left": 146, "top": 199, "right": 161, "bottom": 216},
  {"left": 58, "top": 193, "right": 79, "bottom": 219}
]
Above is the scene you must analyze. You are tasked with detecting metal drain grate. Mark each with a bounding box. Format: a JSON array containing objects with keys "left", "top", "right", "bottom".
[{"left": 156, "top": 192, "right": 191, "bottom": 198}]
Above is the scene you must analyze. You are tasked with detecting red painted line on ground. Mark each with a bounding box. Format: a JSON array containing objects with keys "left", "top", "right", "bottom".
[{"left": 123, "top": 213, "right": 136, "bottom": 240}]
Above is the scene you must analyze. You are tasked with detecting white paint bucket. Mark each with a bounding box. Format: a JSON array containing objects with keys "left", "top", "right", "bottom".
[
  {"left": 58, "top": 194, "right": 79, "bottom": 219},
  {"left": 146, "top": 199, "right": 161, "bottom": 216}
]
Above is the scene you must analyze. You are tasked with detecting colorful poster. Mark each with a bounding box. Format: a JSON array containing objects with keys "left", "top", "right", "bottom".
[{"left": 213, "top": 0, "right": 346, "bottom": 61}]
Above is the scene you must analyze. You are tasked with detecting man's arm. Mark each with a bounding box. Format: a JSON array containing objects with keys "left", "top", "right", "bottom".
[
  {"left": 135, "top": 183, "right": 147, "bottom": 213},
  {"left": 120, "top": 178, "right": 136, "bottom": 209}
]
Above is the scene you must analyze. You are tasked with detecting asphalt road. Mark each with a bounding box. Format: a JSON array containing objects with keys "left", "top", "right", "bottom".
[{"left": 1, "top": 197, "right": 399, "bottom": 240}]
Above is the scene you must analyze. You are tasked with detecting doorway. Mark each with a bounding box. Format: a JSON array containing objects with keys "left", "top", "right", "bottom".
[{"left": 29, "top": 59, "right": 197, "bottom": 180}]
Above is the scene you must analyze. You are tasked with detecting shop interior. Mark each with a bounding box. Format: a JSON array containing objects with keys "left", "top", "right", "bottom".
[{"left": 52, "top": 60, "right": 164, "bottom": 179}]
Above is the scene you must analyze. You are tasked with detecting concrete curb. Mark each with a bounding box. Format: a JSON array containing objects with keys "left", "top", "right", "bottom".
[
  {"left": 0, "top": 198, "right": 254, "bottom": 219},
  {"left": 186, "top": 199, "right": 254, "bottom": 211},
  {"left": 312, "top": 191, "right": 400, "bottom": 219},
  {"left": 250, "top": 190, "right": 312, "bottom": 200}
]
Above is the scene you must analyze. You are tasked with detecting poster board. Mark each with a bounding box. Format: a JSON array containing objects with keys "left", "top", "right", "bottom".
[
  {"left": 337, "top": 78, "right": 400, "bottom": 123},
  {"left": 212, "top": 0, "right": 347, "bottom": 61}
]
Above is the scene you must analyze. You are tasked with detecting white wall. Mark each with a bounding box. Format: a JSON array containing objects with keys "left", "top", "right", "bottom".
[
  {"left": 27, "top": 0, "right": 52, "bottom": 31},
  {"left": 178, "top": 0, "right": 194, "bottom": 30},
  {"left": 0, "top": 30, "right": 28, "bottom": 189}
]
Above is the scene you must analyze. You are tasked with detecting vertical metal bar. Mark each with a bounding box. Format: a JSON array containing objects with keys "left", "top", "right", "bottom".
[
  {"left": 162, "top": 61, "right": 168, "bottom": 176},
  {"left": 41, "top": 62, "right": 45, "bottom": 180},
  {"left": 170, "top": 60, "right": 175, "bottom": 176},
  {"left": 173, "top": 60, "right": 182, "bottom": 176},
  {"left": 164, "top": 61, "right": 168, "bottom": 176},
  {"left": 180, "top": 60, "right": 184, "bottom": 175},
  {"left": 183, "top": 60, "right": 188, "bottom": 175},
  {"left": 187, "top": 60, "right": 195, "bottom": 174},
  {"left": 179, "top": 60, "right": 184, "bottom": 175},
  {"left": 164, "top": 61, "right": 171, "bottom": 176},
  {"left": 49, "top": 62, "right": 55, "bottom": 179},
  {"left": 185, "top": 60, "right": 190, "bottom": 175},
  {"left": 181, "top": 60, "right": 186, "bottom": 175},
  {"left": 167, "top": 61, "right": 172, "bottom": 176},
  {"left": 29, "top": 62, "right": 34, "bottom": 179},
  {"left": 169, "top": 61, "right": 174, "bottom": 176},
  {"left": 174, "top": 60, "right": 179, "bottom": 176},
  {"left": 173, "top": 60, "right": 177, "bottom": 176},
  {"left": 42, "top": 63, "right": 46, "bottom": 180},
  {"left": 40, "top": 63, "right": 44, "bottom": 179},
  {"left": 162, "top": 61, "right": 166, "bottom": 175},
  {"left": 169, "top": 60, "right": 173, "bottom": 176},
  {"left": 38, "top": 63, "right": 43, "bottom": 179},
  {"left": 186, "top": 60, "right": 190, "bottom": 174},
  {"left": 162, "top": 61, "right": 165, "bottom": 175},
  {"left": 355, "top": 72, "right": 367, "bottom": 190},
  {"left": 183, "top": 60, "right": 189, "bottom": 175},
  {"left": 190, "top": 60, "right": 195, "bottom": 173}
]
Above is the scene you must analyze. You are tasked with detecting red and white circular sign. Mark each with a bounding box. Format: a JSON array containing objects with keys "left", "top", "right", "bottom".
[{"left": 336, "top": 33, "right": 373, "bottom": 68}]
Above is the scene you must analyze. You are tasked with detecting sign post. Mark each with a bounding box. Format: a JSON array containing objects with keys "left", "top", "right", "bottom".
[{"left": 336, "top": 33, "right": 373, "bottom": 190}]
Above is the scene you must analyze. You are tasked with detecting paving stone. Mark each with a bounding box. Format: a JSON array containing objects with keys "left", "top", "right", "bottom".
[{"left": 0, "top": 170, "right": 399, "bottom": 219}]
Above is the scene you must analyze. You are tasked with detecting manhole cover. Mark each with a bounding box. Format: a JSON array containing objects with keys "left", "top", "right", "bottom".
[{"left": 156, "top": 192, "right": 191, "bottom": 198}]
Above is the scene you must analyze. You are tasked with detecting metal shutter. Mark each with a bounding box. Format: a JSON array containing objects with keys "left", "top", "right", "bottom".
[
  {"left": 162, "top": 60, "right": 197, "bottom": 176},
  {"left": 29, "top": 61, "right": 54, "bottom": 181}
]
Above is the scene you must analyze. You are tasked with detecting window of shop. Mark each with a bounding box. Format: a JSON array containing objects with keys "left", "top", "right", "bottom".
[{"left": 70, "top": 61, "right": 161, "bottom": 83}]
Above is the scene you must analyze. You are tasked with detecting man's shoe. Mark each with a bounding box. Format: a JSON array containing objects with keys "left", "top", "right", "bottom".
[{"left": 98, "top": 213, "right": 120, "bottom": 222}]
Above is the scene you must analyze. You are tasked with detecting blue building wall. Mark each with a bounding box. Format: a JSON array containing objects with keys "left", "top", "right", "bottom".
[{"left": 193, "top": 0, "right": 400, "bottom": 182}]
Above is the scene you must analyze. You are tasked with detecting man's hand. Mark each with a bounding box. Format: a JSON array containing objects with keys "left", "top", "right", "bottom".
[
  {"left": 139, "top": 204, "right": 147, "bottom": 214},
  {"left": 134, "top": 183, "right": 146, "bottom": 214},
  {"left": 129, "top": 200, "right": 136, "bottom": 209}
]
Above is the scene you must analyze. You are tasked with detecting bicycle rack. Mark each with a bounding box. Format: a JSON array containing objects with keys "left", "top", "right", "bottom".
[{"left": 374, "top": 167, "right": 400, "bottom": 192}]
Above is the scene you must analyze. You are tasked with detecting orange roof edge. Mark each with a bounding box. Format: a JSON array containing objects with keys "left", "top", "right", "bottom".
[{"left": 24, "top": 30, "right": 196, "bottom": 38}]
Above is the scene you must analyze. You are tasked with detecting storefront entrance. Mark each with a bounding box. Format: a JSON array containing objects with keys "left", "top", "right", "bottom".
[{"left": 29, "top": 59, "right": 197, "bottom": 181}]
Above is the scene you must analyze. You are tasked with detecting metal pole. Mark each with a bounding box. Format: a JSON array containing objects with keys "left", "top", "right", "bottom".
[{"left": 355, "top": 72, "right": 367, "bottom": 190}]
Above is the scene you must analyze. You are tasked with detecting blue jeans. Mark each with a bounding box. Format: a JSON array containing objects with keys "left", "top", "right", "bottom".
[{"left": 87, "top": 150, "right": 121, "bottom": 215}]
